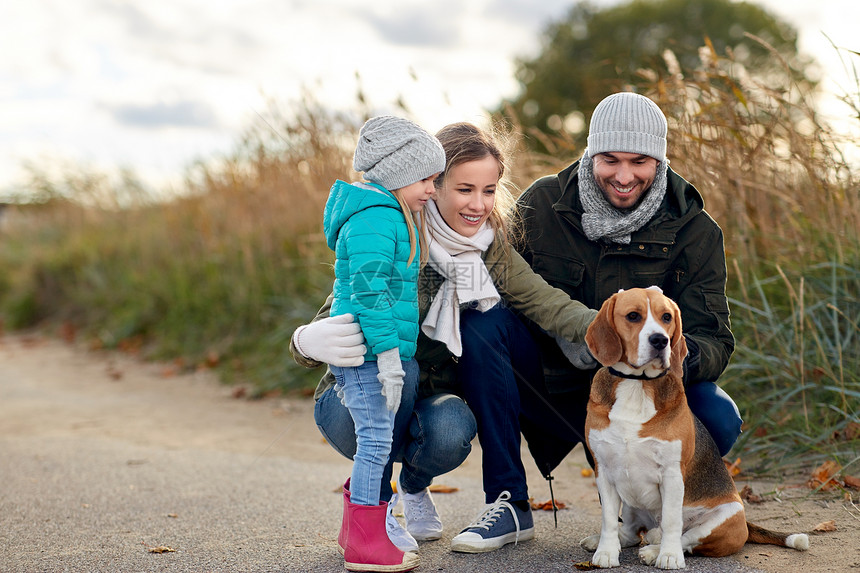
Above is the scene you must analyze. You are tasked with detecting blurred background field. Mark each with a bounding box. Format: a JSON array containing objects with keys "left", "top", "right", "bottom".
[{"left": 0, "top": 0, "right": 857, "bottom": 478}]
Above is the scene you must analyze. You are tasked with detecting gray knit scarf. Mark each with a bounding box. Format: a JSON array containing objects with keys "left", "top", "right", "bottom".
[{"left": 578, "top": 150, "right": 668, "bottom": 244}]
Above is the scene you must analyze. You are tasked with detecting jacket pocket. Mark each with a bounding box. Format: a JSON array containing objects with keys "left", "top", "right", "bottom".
[
  {"left": 704, "top": 290, "right": 730, "bottom": 317},
  {"left": 531, "top": 251, "right": 585, "bottom": 290}
]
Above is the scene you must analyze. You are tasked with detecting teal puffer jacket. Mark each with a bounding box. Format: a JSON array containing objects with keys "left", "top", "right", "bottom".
[{"left": 323, "top": 180, "right": 420, "bottom": 361}]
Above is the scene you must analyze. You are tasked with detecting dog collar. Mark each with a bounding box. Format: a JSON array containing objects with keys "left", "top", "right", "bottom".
[{"left": 608, "top": 367, "right": 669, "bottom": 380}]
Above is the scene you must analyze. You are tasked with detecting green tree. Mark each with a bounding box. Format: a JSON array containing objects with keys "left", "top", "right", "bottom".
[{"left": 500, "top": 0, "right": 815, "bottom": 149}]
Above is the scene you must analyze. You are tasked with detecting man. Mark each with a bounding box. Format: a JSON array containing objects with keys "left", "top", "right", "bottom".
[{"left": 510, "top": 91, "right": 741, "bottom": 484}]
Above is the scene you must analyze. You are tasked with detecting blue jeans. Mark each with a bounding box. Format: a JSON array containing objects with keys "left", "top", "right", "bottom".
[
  {"left": 458, "top": 304, "right": 744, "bottom": 504},
  {"left": 686, "top": 381, "right": 743, "bottom": 457},
  {"left": 315, "top": 365, "right": 476, "bottom": 503},
  {"left": 459, "top": 305, "right": 542, "bottom": 504},
  {"left": 328, "top": 360, "right": 416, "bottom": 506}
]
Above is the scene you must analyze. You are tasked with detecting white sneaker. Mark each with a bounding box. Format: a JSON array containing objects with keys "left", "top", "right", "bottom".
[
  {"left": 398, "top": 475, "right": 443, "bottom": 541},
  {"left": 386, "top": 494, "right": 419, "bottom": 552}
]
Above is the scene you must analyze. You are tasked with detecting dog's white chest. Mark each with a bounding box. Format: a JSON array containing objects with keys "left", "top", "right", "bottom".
[
  {"left": 589, "top": 380, "right": 682, "bottom": 511},
  {"left": 608, "top": 379, "right": 657, "bottom": 424}
]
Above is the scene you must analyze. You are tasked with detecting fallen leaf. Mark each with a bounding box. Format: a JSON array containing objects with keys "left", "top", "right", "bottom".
[
  {"left": 573, "top": 561, "right": 600, "bottom": 570},
  {"left": 807, "top": 460, "right": 842, "bottom": 491},
  {"left": 428, "top": 484, "right": 459, "bottom": 494},
  {"left": 813, "top": 520, "right": 837, "bottom": 532},
  {"left": 118, "top": 335, "right": 143, "bottom": 355},
  {"left": 106, "top": 365, "right": 123, "bottom": 381},
  {"left": 832, "top": 421, "right": 860, "bottom": 442},
  {"left": 148, "top": 546, "right": 176, "bottom": 554},
  {"left": 530, "top": 499, "right": 567, "bottom": 511},
  {"left": 724, "top": 457, "right": 742, "bottom": 476},
  {"left": 205, "top": 350, "right": 220, "bottom": 367},
  {"left": 231, "top": 386, "right": 248, "bottom": 399},
  {"left": 390, "top": 481, "right": 457, "bottom": 494},
  {"left": 739, "top": 484, "right": 764, "bottom": 504},
  {"left": 59, "top": 321, "right": 77, "bottom": 343},
  {"left": 844, "top": 475, "right": 860, "bottom": 490},
  {"left": 167, "top": 513, "right": 178, "bottom": 518}
]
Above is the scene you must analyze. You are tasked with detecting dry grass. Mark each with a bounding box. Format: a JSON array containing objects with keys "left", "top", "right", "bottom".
[{"left": 0, "top": 45, "right": 857, "bottom": 469}]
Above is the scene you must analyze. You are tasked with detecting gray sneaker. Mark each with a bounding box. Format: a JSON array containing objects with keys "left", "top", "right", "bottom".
[{"left": 450, "top": 491, "right": 534, "bottom": 553}]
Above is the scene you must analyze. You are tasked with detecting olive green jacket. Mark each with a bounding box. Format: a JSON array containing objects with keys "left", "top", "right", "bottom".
[{"left": 291, "top": 232, "right": 598, "bottom": 401}]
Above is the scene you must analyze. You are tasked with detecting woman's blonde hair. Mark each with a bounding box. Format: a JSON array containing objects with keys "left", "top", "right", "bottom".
[{"left": 433, "top": 122, "right": 517, "bottom": 240}]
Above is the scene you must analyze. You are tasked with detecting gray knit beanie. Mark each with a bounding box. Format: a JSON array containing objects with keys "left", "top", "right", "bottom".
[
  {"left": 587, "top": 92, "right": 667, "bottom": 162},
  {"left": 353, "top": 116, "right": 446, "bottom": 191}
]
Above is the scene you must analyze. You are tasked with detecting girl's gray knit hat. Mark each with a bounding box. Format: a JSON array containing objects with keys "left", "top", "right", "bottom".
[
  {"left": 353, "top": 116, "right": 446, "bottom": 191},
  {"left": 587, "top": 92, "right": 667, "bottom": 162}
]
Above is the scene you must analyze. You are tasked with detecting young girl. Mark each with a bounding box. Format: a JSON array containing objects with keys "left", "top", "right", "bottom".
[{"left": 321, "top": 115, "right": 444, "bottom": 572}]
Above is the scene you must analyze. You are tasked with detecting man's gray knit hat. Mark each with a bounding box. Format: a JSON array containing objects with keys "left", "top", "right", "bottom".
[
  {"left": 353, "top": 116, "right": 446, "bottom": 191},
  {"left": 587, "top": 92, "right": 667, "bottom": 162}
]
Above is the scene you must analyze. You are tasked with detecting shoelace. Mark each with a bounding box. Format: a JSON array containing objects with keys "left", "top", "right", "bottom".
[
  {"left": 465, "top": 491, "right": 522, "bottom": 544},
  {"left": 403, "top": 489, "right": 434, "bottom": 520}
]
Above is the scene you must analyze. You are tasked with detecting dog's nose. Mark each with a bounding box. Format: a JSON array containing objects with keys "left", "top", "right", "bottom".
[{"left": 649, "top": 333, "right": 668, "bottom": 350}]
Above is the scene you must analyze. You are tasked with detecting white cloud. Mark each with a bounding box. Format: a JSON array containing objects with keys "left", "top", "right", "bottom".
[{"left": 1, "top": 0, "right": 857, "bottom": 195}]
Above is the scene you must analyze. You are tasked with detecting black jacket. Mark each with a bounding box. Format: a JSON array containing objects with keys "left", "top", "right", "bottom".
[{"left": 515, "top": 160, "right": 734, "bottom": 394}]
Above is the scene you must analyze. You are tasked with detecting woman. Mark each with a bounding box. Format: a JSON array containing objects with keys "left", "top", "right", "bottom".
[{"left": 291, "top": 121, "right": 597, "bottom": 554}]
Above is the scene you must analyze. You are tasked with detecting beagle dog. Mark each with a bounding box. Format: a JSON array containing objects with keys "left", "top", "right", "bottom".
[{"left": 581, "top": 287, "right": 808, "bottom": 569}]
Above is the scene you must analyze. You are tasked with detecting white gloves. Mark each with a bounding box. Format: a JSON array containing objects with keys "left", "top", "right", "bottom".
[
  {"left": 292, "top": 314, "right": 366, "bottom": 367},
  {"left": 554, "top": 335, "right": 599, "bottom": 370},
  {"left": 376, "top": 348, "right": 405, "bottom": 413}
]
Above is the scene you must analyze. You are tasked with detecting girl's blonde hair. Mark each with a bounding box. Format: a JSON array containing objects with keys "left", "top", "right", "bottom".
[
  {"left": 391, "top": 189, "right": 428, "bottom": 267},
  {"left": 433, "top": 122, "right": 517, "bottom": 240}
]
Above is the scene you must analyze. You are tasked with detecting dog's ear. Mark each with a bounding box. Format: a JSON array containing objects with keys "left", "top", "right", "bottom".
[
  {"left": 586, "top": 294, "right": 623, "bottom": 366},
  {"left": 669, "top": 298, "right": 688, "bottom": 379}
]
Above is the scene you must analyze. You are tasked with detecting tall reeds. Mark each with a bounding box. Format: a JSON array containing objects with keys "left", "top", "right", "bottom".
[
  {"left": 640, "top": 40, "right": 859, "bottom": 473},
  {"left": 0, "top": 44, "right": 857, "bottom": 471}
]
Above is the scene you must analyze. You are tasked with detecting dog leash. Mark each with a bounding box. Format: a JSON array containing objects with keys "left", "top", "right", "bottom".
[{"left": 546, "top": 473, "right": 558, "bottom": 528}]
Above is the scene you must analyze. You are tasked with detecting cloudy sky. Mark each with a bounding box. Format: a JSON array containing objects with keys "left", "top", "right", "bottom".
[{"left": 1, "top": 0, "right": 857, "bottom": 195}]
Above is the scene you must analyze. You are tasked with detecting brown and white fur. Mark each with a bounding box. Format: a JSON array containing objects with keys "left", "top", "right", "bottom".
[{"left": 581, "top": 287, "right": 808, "bottom": 569}]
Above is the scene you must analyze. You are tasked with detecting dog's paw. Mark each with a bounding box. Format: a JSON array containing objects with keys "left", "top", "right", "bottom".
[
  {"left": 592, "top": 549, "right": 621, "bottom": 568},
  {"left": 655, "top": 550, "right": 685, "bottom": 570},
  {"left": 579, "top": 534, "right": 601, "bottom": 552},
  {"left": 640, "top": 544, "right": 686, "bottom": 568},
  {"left": 639, "top": 544, "right": 661, "bottom": 566},
  {"left": 644, "top": 527, "right": 662, "bottom": 545}
]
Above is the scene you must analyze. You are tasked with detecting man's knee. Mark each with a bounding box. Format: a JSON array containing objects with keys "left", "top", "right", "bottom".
[{"left": 687, "top": 381, "right": 743, "bottom": 456}]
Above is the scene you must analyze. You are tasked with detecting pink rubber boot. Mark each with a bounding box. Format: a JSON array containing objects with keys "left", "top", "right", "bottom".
[
  {"left": 338, "top": 479, "right": 350, "bottom": 554},
  {"left": 344, "top": 498, "right": 418, "bottom": 572}
]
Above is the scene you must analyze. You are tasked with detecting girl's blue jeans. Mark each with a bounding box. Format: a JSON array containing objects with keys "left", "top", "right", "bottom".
[
  {"left": 457, "top": 304, "right": 743, "bottom": 504},
  {"left": 316, "top": 359, "right": 476, "bottom": 504}
]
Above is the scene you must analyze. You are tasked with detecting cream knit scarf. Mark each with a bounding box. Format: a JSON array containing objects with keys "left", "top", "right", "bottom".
[
  {"left": 578, "top": 150, "right": 668, "bottom": 244},
  {"left": 421, "top": 198, "right": 500, "bottom": 356}
]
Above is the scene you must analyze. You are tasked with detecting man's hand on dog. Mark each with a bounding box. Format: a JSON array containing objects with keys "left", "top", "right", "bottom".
[{"left": 555, "top": 335, "right": 599, "bottom": 370}]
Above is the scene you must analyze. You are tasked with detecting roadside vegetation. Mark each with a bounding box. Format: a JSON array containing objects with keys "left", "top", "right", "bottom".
[{"left": 0, "top": 45, "right": 857, "bottom": 478}]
